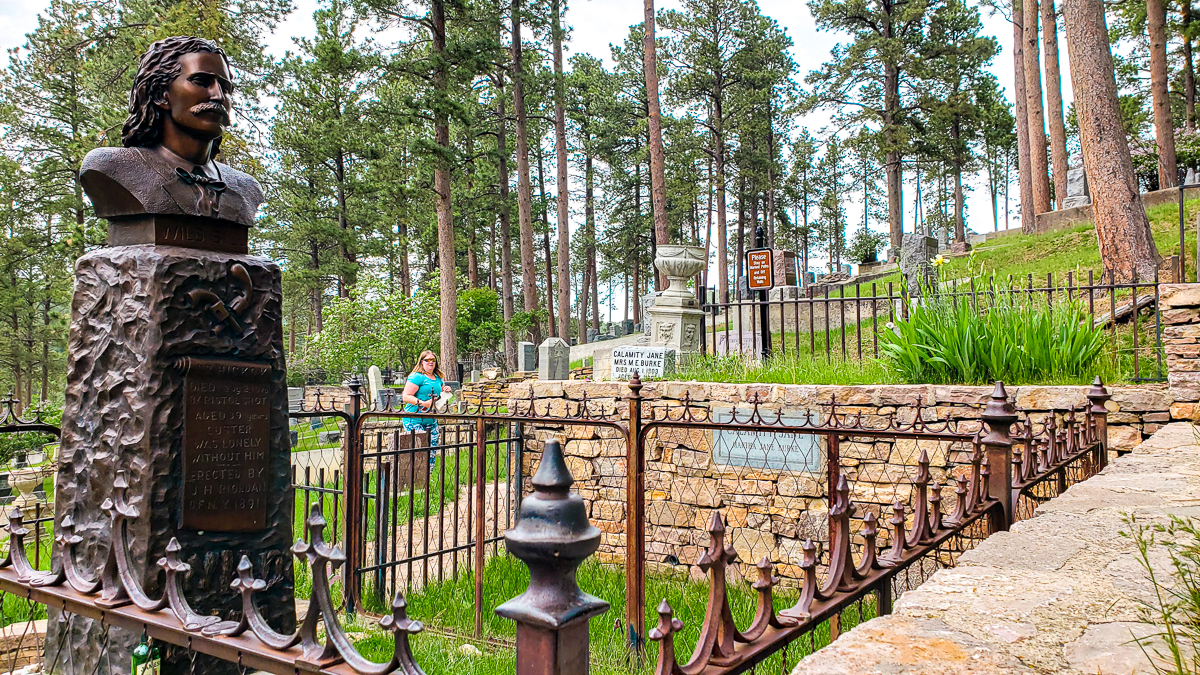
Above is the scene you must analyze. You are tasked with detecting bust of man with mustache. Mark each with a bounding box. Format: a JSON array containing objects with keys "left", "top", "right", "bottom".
[{"left": 80, "top": 37, "right": 262, "bottom": 228}]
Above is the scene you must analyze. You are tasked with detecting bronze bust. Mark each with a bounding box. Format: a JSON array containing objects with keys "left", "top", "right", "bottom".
[{"left": 80, "top": 37, "right": 262, "bottom": 230}]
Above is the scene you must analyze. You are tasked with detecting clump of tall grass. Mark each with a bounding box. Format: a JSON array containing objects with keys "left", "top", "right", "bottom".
[
  {"left": 1125, "top": 515, "right": 1200, "bottom": 674},
  {"left": 879, "top": 281, "right": 1111, "bottom": 385}
]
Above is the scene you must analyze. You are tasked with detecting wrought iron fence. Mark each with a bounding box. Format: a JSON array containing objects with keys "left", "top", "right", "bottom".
[
  {"left": 644, "top": 378, "right": 1110, "bottom": 675},
  {"left": 0, "top": 376, "right": 1111, "bottom": 675},
  {"left": 701, "top": 269, "right": 1168, "bottom": 381}
]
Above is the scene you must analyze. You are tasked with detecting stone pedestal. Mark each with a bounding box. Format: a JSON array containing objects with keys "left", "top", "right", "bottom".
[
  {"left": 48, "top": 244, "right": 295, "bottom": 675},
  {"left": 538, "top": 338, "right": 570, "bottom": 381},
  {"left": 645, "top": 245, "right": 707, "bottom": 358}
]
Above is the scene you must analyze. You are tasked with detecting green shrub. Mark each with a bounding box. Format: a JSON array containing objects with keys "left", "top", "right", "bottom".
[{"left": 880, "top": 285, "right": 1110, "bottom": 385}]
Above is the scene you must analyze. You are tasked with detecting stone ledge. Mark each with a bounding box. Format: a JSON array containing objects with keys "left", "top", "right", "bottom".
[{"left": 791, "top": 422, "right": 1200, "bottom": 675}]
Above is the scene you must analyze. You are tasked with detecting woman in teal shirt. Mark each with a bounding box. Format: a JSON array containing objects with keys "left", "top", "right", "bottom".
[{"left": 402, "top": 350, "right": 451, "bottom": 454}]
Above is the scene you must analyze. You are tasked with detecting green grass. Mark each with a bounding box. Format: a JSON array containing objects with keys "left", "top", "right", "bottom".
[
  {"left": 570, "top": 356, "right": 594, "bottom": 370},
  {"left": 351, "top": 554, "right": 877, "bottom": 675},
  {"left": 291, "top": 418, "right": 343, "bottom": 454},
  {"left": 937, "top": 197, "right": 1200, "bottom": 284},
  {"left": 677, "top": 352, "right": 900, "bottom": 385}
]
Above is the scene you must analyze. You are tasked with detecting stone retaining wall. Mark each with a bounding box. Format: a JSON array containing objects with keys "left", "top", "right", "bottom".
[
  {"left": 791, "top": 422, "right": 1200, "bottom": 675},
  {"left": 510, "top": 380, "right": 1173, "bottom": 579},
  {"left": 459, "top": 371, "right": 534, "bottom": 410}
]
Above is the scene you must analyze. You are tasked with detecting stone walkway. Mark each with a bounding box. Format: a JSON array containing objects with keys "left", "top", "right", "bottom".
[{"left": 792, "top": 422, "right": 1200, "bottom": 675}]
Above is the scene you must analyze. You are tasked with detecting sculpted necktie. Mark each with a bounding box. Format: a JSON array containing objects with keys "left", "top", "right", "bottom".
[{"left": 175, "top": 166, "right": 227, "bottom": 217}]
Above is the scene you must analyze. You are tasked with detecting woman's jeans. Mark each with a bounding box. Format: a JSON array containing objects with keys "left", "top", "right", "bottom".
[{"left": 403, "top": 420, "right": 439, "bottom": 464}]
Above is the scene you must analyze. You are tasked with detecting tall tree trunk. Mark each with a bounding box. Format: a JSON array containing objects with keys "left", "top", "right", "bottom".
[
  {"left": 1014, "top": 1, "right": 1036, "bottom": 233},
  {"left": 578, "top": 266, "right": 590, "bottom": 342},
  {"left": 310, "top": 241, "right": 324, "bottom": 332},
  {"left": 585, "top": 153, "right": 598, "bottom": 334},
  {"left": 643, "top": 0, "right": 670, "bottom": 290},
  {"left": 399, "top": 220, "right": 411, "bottom": 297},
  {"left": 704, "top": 156, "right": 713, "bottom": 291},
  {"left": 512, "top": 0, "right": 541, "bottom": 345},
  {"left": 1025, "top": 0, "right": 1053, "bottom": 216},
  {"left": 1186, "top": 0, "right": 1197, "bottom": 130},
  {"left": 884, "top": 58, "right": 904, "bottom": 255},
  {"left": 536, "top": 142, "right": 556, "bottom": 337},
  {"left": 466, "top": 134, "right": 480, "bottom": 287},
  {"left": 496, "top": 66, "right": 517, "bottom": 372},
  {"left": 1148, "top": 0, "right": 1178, "bottom": 187},
  {"left": 714, "top": 124, "right": 729, "bottom": 304},
  {"left": 1043, "top": 0, "right": 1069, "bottom": 209},
  {"left": 433, "top": 0, "right": 458, "bottom": 374},
  {"left": 736, "top": 177, "right": 745, "bottom": 287},
  {"left": 552, "top": 0, "right": 571, "bottom": 341},
  {"left": 1064, "top": 0, "right": 1161, "bottom": 278}
]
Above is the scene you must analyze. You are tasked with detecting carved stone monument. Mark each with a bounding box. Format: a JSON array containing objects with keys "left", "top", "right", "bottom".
[
  {"left": 1063, "top": 152, "right": 1091, "bottom": 209},
  {"left": 538, "top": 337, "right": 570, "bottom": 380},
  {"left": 644, "top": 244, "right": 707, "bottom": 359},
  {"left": 51, "top": 37, "right": 294, "bottom": 675}
]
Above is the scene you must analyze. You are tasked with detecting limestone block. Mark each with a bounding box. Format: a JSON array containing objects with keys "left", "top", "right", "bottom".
[
  {"left": 1170, "top": 371, "right": 1200, "bottom": 401},
  {"left": 1109, "top": 387, "right": 1173, "bottom": 412},
  {"left": 930, "top": 385, "right": 993, "bottom": 406},
  {"left": 568, "top": 439, "right": 605, "bottom": 458},
  {"left": 592, "top": 500, "right": 626, "bottom": 522},
  {"left": 1014, "top": 386, "right": 1087, "bottom": 411},
  {"left": 1108, "top": 425, "right": 1142, "bottom": 451},
  {"left": 891, "top": 438, "right": 949, "bottom": 466},
  {"left": 1170, "top": 402, "right": 1200, "bottom": 419},
  {"left": 1159, "top": 283, "right": 1200, "bottom": 309},
  {"left": 777, "top": 474, "right": 823, "bottom": 497},
  {"left": 565, "top": 456, "right": 594, "bottom": 481},
  {"left": 593, "top": 457, "right": 627, "bottom": 476},
  {"left": 674, "top": 477, "right": 723, "bottom": 507}
]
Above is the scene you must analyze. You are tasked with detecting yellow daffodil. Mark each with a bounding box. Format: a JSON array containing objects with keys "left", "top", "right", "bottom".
[{"left": 931, "top": 254, "right": 948, "bottom": 267}]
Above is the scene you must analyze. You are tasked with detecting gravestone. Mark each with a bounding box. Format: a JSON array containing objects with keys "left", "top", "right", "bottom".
[
  {"left": 538, "top": 338, "right": 570, "bottom": 380},
  {"left": 898, "top": 234, "right": 938, "bottom": 295},
  {"left": 611, "top": 346, "right": 677, "bottom": 380},
  {"left": 737, "top": 275, "right": 752, "bottom": 300},
  {"left": 1063, "top": 152, "right": 1091, "bottom": 209},
  {"left": 517, "top": 341, "right": 537, "bottom": 372},
  {"left": 772, "top": 250, "right": 798, "bottom": 286},
  {"left": 51, "top": 36, "right": 294, "bottom": 675},
  {"left": 586, "top": 328, "right": 599, "bottom": 343},
  {"left": 622, "top": 319, "right": 635, "bottom": 335},
  {"left": 287, "top": 386, "right": 304, "bottom": 413},
  {"left": 367, "top": 364, "right": 385, "bottom": 408}
]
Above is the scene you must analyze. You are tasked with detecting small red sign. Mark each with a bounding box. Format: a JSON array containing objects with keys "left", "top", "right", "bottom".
[{"left": 746, "top": 249, "right": 774, "bottom": 290}]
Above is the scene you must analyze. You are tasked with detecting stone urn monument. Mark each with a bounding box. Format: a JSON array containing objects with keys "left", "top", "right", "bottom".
[
  {"left": 645, "top": 244, "right": 707, "bottom": 356},
  {"left": 9, "top": 465, "right": 46, "bottom": 515}
]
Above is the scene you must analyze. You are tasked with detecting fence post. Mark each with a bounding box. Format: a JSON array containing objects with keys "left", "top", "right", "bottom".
[
  {"left": 1086, "top": 377, "right": 1112, "bottom": 470},
  {"left": 496, "top": 439, "right": 610, "bottom": 675},
  {"left": 625, "top": 375, "right": 646, "bottom": 651},
  {"left": 981, "top": 381, "right": 1017, "bottom": 531},
  {"left": 343, "top": 376, "right": 365, "bottom": 615}
]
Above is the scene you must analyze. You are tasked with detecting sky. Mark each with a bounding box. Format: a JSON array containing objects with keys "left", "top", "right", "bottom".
[{"left": 1, "top": 0, "right": 1074, "bottom": 316}]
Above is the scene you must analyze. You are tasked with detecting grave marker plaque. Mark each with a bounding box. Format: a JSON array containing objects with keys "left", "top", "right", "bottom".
[
  {"left": 612, "top": 346, "right": 676, "bottom": 380},
  {"left": 179, "top": 358, "right": 271, "bottom": 531}
]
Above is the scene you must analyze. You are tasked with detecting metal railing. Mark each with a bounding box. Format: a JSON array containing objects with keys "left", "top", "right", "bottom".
[{"left": 700, "top": 270, "right": 1168, "bottom": 381}]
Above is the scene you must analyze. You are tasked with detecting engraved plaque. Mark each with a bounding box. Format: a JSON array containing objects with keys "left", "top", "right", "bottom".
[{"left": 178, "top": 357, "right": 271, "bottom": 531}]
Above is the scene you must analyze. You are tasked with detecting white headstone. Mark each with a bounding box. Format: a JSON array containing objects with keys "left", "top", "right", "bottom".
[
  {"left": 516, "top": 341, "right": 537, "bottom": 372},
  {"left": 538, "top": 338, "right": 570, "bottom": 380},
  {"left": 611, "top": 346, "right": 677, "bottom": 380},
  {"left": 367, "top": 365, "right": 384, "bottom": 408}
]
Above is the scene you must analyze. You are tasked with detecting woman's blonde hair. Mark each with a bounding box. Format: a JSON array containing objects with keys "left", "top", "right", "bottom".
[{"left": 414, "top": 350, "right": 444, "bottom": 380}]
